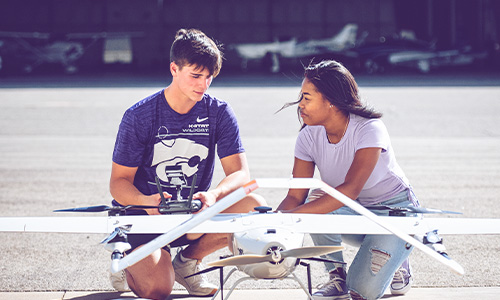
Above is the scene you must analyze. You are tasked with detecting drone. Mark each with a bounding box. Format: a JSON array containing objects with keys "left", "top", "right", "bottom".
[{"left": 1, "top": 178, "right": 500, "bottom": 300}]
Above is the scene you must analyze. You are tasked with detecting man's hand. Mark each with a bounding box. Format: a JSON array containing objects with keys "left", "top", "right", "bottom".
[
  {"left": 143, "top": 192, "right": 172, "bottom": 215},
  {"left": 193, "top": 191, "right": 217, "bottom": 212}
]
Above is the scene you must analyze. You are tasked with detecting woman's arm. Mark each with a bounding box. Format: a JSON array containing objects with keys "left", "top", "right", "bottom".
[
  {"left": 282, "top": 147, "right": 382, "bottom": 214},
  {"left": 276, "top": 157, "right": 315, "bottom": 211}
]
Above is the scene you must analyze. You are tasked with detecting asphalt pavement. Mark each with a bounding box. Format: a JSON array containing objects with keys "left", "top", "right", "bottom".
[
  {"left": 0, "top": 71, "right": 499, "bottom": 299},
  {"left": 2, "top": 287, "right": 500, "bottom": 300}
]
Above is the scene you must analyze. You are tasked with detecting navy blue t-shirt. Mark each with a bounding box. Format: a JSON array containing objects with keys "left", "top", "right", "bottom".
[{"left": 112, "top": 89, "right": 244, "bottom": 203}]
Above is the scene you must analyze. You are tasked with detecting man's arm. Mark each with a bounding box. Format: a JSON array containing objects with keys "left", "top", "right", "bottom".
[
  {"left": 193, "top": 152, "right": 250, "bottom": 209},
  {"left": 110, "top": 162, "right": 169, "bottom": 215}
]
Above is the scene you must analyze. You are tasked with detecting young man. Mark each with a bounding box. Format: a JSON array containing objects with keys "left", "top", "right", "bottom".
[{"left": 109, "top": 28, "right": 265, "bottom": 299}]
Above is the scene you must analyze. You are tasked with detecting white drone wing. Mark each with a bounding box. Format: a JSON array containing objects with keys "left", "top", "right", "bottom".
[
  {"left": 2, "top": 178, "right": 500, "bottom": 275},
  {"left": 0, "top": 216, "right": 110, "bottom": 233},
  {"left": 3, "top": 213, "right": 500, "bottom": 236}
]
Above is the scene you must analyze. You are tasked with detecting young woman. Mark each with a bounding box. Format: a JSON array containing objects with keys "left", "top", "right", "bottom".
[{"left": 277, "top": 60, "right": 419, "bottom": 300}]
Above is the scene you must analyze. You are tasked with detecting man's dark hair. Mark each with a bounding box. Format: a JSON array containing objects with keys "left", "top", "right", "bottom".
[{"left": 170, "top": 29, "right": 223, "bottom": 77}]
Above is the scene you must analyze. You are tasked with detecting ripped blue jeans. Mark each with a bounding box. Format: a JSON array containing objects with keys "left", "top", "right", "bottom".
[{"left": 310, "top": 189, "right": 417, "bottom": 300}]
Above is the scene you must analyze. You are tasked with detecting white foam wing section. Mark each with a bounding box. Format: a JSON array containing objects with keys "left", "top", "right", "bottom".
[
  {"left": 256, "top": 178, "right": 324, "bottom": 189},
  {"left": 0, "top": 216, "right": 110, "bottom": 233},
  {"left": 6, "top": 214, "right": 497, "bottom": 236},
  {"left": 222, "top": 214, "right": 500, "bottom": 236}
]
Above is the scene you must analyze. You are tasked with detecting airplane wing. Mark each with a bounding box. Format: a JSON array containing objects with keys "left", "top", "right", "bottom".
[
  {"left": 2, "top": 177, "right": 499, "bottom": 236},
  {"left": 232, "top": 40, "right": 293, "bottom": 60},
  {"left": 0, "top": 31, "right": 50, "bottom": 39},
  {"left": 0, "top": 216, "right": 111, "bottom": 234},
  {"left": 2, "top": 208, "right": 499, "bottom": 236},
  {"left": 2, "top": 177, "right": 500, "bottom": 274}
]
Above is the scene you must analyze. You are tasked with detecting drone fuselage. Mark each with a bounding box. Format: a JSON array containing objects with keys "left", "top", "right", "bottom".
[{"left": 230, "top": 226, "right": 304, "bottom": 279}]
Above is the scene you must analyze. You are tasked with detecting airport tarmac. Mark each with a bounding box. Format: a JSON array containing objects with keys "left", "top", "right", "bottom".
[
  {"left": 2, "top": 287, "right": 500, "bottom": 300},
  {"left": 0, "top": 72, "right": 499, "bottom": 298}
]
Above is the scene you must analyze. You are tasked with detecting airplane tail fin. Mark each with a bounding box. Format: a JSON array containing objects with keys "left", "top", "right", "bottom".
[{"left": 331, "top": 23, "right": 358, "bottom": 47}]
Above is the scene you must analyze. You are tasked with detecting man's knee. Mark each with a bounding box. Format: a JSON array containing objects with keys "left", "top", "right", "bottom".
[
  {"left": 224, "top": 193, "right": 267, "bottom": 213},
  {"left": 128, "top": 272, "right": 174, "bottom": 300},
  {"left": 127, "top": 249, "right": 175, "bottom": 299},
  {"left": 134, "top": 287, "right": 173, "bottom": 300},
  {"left": 247, "top": 193, "right": 267, "bottom": 207}
]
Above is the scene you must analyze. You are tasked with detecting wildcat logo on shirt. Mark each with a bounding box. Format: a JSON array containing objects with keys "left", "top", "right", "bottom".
[{"left": 152, "top": 126, "right": 209, "bottom": 183}]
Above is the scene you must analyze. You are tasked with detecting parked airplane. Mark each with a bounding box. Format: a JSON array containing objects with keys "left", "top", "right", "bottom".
[
  {"left": 230, "top": 24, "right": 358, "bottom": 72},
  {"left": 387, "top": 46, "right": 489, "bottom": 73},
  {"left": 352, "top": 30, "right": 489, "bottom": 74},
  {"left": 0, "top": 31, "right": 140, "bottom": 74}
]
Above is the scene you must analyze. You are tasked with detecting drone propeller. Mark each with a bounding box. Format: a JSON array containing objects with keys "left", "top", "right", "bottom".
[
  {"left": 208, "top": 254, "right": 273, "bottom": 267},
  {"left": 53, "top": 204, "right": 161, "bottom": 213},
  {"left": 364, "top": 205, "right": 462, "bottom": 215},
  {"left": 207, "top": 246, "right": 343, "bottom": 267},
  {"left": 280, "top": 246, "right": 344, "bottom": 259},
  {"left": 55, "top": 174, "right": 201, "bottom": 215}
]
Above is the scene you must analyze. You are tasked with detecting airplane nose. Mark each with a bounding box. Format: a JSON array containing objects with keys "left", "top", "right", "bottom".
[{"left": 270, "top": 250, "right": 282, "bottom": 262}]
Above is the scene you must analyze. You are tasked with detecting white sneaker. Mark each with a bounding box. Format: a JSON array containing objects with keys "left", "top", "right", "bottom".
[
  {"left": 110, "top": 270, "right": 130, "bottom": 292},
  {"left": 172, "top": 250, "right": 218, "bottom": 296},
  {"left": 390, "top": 263, "right": 413, "bottom": 295}
]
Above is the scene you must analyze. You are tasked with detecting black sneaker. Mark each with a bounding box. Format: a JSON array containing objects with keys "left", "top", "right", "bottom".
[{"left": 312, "top": 267, "right": 350, "bottom": 300}]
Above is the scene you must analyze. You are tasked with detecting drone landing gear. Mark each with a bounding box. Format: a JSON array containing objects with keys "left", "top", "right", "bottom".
[
  {"left": 417, "top": 229, "right": 450, "bottom": 259},
  {"left": 101, "top": 225, "right": 132, "bottom": 273},
  {"left": 209, "top": 262, "right": 317, "bottom": 300}
]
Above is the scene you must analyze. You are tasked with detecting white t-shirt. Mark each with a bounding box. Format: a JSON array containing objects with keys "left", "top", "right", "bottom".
[{"left": 294, "top": 114, "right": 410, "bottom": 205}]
